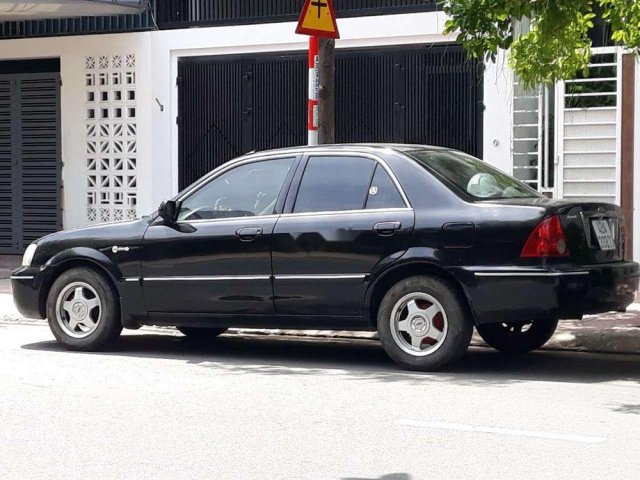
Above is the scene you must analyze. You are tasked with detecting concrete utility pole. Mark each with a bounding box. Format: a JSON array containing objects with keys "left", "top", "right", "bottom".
[
  {"left": 307, "top": 36, "right": 319, "bottom": 146},
  {"left": 295, "top": 0, "right": 339, "bottom": 145},
  {"left": 317, "top": 38, "right": 335, "bottom": 144}
]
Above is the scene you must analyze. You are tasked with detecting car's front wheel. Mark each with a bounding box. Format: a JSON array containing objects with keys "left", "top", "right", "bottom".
[
  {"left": 47, "top": 267, "right": 122, "bottom": 351},
  {"left": 377, "top": 275, "right": 473, "bottom": 371},
  {"left": 475, "top": 319, "right": 558, "bottom": 354}
]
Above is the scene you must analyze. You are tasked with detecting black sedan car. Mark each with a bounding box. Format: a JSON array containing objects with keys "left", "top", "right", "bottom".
[{"left": 12, "top": 144, "right": 639, "bottom": 370}]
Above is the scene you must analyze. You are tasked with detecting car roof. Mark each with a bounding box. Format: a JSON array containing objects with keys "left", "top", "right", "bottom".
[
  {"left": 239, "top": 143, "right": 452, "bottom": 160},
  {"left": 176, "top": 143, "right": 457, "bottom": 201}
]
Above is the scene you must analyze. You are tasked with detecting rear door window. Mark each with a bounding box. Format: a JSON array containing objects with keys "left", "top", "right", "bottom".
[
  {"left": 365, "top": 165, "right": 405, "bottom": 209},
  {"left": 293, "top": 156, "right": 376, "bottom": 213}
]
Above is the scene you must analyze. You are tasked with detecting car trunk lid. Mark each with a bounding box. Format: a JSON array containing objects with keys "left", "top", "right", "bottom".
[{"left": 482, "top": 197, "right": 625, "bottom": 264}]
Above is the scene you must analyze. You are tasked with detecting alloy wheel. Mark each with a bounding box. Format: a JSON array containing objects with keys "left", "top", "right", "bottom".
[
  {"left": 55, "top": 281, "right": 102, "bottom": 339},
  {"left": 389, "top": 292, "right": 448, "bottom": 356}
]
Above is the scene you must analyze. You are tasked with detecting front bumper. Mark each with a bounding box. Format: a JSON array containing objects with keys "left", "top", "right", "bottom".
[
  {"left": 453, "top": 261, "right": 639, "bottom": 325},
  {"left": 11, "top": 266, "right": 45, "bottom": 319}
]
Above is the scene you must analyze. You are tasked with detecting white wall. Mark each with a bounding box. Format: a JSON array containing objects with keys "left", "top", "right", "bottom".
[
  {"left": 482, "top": 50, "right": 513, "bottom": 174},
  {"left": 0, "top": 11, "right": 516, "bottom": 229},
  {"left": 0, "top": 32, "right": 153, "bottom": 228},
  {"left": 634, "top": 57, "right": 640, "bottom": 262}
]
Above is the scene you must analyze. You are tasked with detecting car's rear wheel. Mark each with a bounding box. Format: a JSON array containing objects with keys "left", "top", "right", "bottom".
[
  {"left": 475, "top": 319, "right": 559, "bottom": 354},
  {"left": 178, "top": 327, "right": 228, "bottom": 339},
  {"left": 377, "top": 275, "right": 473, "bottom": 371},
  {"left": 47, "top": 267, "right": 122, "bottom": 351}
]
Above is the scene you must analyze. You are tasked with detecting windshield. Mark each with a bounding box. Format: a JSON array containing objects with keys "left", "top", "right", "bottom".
[{"left": 407, "top": 149, "right": 542, "bottom": 200}]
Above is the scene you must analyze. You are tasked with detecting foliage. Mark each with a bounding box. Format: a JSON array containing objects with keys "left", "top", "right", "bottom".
[{"left": 442, "top": 0, "right": 640, "bottom": 88}]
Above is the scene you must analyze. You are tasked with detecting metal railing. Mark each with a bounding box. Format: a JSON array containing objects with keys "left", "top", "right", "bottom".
[
  {"left": 0, "top": 1, "right": 156, "bottom": 39},
  {"left": 0, "top": 0, "right": 437, "bottom": 39},
  {"left": 156, "top": 0, "right": 437, "bottom": 29}
]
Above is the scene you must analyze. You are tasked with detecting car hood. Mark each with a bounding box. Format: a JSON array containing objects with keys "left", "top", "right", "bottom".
[{"left": 32, "top": 217, "right": 151, "bottom": 265}]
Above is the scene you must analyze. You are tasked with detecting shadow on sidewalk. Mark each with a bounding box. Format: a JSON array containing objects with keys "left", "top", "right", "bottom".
[
  {"left": 21, "top": 330, "right": 640, "bottom": 386},
  {"left": 0, "top": 254, "right": 20, "bottom": 278},
  {"left": 0, "top": 254, "right": 20, "bottom": 294}
]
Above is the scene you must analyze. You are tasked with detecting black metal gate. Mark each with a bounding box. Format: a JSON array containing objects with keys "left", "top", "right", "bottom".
[
  {"left": 0, "top": 69, "right": 61, "bottom": 253},
  {"left": 177, "top": 55, "right": 306, "bottom": 189},
  {"left": 336, "top": 45, "right": 483, "bottom": 156},
  {"left": 178, "top": 45, "right": 483, "bottom": 189}
]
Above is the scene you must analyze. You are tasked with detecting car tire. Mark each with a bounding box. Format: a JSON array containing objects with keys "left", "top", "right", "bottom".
[
  {"left": 46, "top": 267, "right": 122, "bottom": 351},
  {"left": 377, "top": 275, "right": 473, "bottom": 371},
  {"left": 178, "top": 327, "right": 228, "bottom": 339},
  {"left": 475, "top": 319, "right": 559, "bottom": 354}
]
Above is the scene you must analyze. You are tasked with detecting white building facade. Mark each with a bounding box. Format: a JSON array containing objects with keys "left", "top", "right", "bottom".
[{"left": 0, "top": 2, "right": 638, "bottom": 259}]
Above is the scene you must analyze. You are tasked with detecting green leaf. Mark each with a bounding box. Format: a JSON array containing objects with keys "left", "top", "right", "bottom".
[{"left": 438, "top": 0, "right": 640, "bottom": 84}]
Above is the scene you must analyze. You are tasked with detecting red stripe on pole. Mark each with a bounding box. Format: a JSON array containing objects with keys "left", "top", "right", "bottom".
[
  {"left": 308, "top": 36, "right": 319, "bottom": 144},
  {"left": 308, "top": 100, "right": 318, "bottom": 131},
  {"left": 309, "top": 36, "right": 318, "bottom": 67}
]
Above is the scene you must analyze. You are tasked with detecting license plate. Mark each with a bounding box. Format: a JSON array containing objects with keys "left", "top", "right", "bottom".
[{"left": 591, "top": 219, "right": 616, "bottom": 251}]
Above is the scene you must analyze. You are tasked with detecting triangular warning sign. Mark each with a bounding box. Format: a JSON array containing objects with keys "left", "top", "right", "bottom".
[{"left": 296, "top": 0, "right": 340, "bottom": 39}]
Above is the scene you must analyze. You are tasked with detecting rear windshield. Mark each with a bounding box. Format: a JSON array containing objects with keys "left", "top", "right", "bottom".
[{"left": 407, "top": 149, "right": 542, "bottom": 200}]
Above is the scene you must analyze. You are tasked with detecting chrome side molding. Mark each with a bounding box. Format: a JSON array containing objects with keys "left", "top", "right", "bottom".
[{"left": 138, "top": 274, "right": 368, "bottom": 282}]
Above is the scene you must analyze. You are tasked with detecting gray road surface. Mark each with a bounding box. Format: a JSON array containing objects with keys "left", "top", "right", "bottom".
[{"left": 1, "top": 323, "right": 639, "bottom": 480}]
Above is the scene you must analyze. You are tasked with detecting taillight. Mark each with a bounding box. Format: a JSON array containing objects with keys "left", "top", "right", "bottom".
[{"left": 521, "top": 215, "right": 569, "bottom": 258}]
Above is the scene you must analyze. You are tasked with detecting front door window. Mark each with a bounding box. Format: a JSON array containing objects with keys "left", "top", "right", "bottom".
[{"left": 178, "top": 157, "right": 295, "bottom": 221}]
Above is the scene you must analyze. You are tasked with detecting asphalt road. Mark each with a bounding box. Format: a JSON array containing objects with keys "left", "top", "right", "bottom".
[{"left": 2, "top": 323, "right": 640, "bottom": 480}]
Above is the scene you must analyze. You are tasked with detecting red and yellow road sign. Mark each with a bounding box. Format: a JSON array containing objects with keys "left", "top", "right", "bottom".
[{"left": 295, "top": 0, "right": 340, "bottom": 39}]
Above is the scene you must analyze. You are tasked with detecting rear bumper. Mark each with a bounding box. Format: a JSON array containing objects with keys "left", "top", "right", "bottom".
[
  {"left": 11, "top": 266, "right": 45, "bottom": 319},
  {"left": 452, "top": 262, "right": 639, "bottom": 325}
]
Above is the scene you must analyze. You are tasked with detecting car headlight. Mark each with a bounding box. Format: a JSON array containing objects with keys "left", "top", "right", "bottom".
[{"left": 22, "top": 243, "right": 38, "bottom": 267}]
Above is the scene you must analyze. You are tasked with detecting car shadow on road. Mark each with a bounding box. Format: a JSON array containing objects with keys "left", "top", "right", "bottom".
[
  {"left": 609, "top": 403, "right": 640, "bottom": 415},
  {"left": 21, "top": 330, "right": 640, "bottom": 386}
]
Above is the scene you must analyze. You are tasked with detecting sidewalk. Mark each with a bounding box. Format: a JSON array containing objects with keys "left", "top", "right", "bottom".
[{"left": 0, "top": 254, "right": 20, "bottom": 294}]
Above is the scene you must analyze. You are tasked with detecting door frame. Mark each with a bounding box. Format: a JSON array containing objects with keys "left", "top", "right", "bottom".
[
  {"left": 554, "top": 46, "right": 623, "bottom": 204},
  {"left": 141, "top": 153, "right": 302, "bottom": 315},
  {"left": 281, "top": 150, "right": 412, "bottom": 215},
  {"left": 0, "top": 69, "right": 62, "bottom": 254}
]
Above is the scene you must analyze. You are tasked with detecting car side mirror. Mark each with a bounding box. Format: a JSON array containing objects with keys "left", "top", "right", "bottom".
[{"left": 158, "top": 200, "right": 178, "bottom": 223}]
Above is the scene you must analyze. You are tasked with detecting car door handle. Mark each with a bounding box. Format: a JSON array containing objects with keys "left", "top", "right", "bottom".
[
  {"left": 373, "top": 221, "right": 401, "bottom": 236},
  {"left": 236, "top": 227, "right": 263, "bottom": 241}
]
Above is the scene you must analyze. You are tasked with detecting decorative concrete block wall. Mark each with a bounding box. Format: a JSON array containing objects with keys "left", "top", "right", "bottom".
[{"left": 84, "top": 53, "right": 138, "bottom": 223}]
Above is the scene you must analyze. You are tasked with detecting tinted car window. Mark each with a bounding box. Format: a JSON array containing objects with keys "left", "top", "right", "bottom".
[
  {"left": 365, "top": 165, "right": 405, "bottom": 209},
  {"left": 294, "top": 156, "right": 376, "bottom": 213},
  {"left": 408, "top": 149, "right": 541, "bottom": 200},
  {"left": 178, "top": 157, "right": 294, "bottom": 221}
]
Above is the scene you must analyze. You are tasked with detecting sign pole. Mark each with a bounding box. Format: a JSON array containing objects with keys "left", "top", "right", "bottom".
[
  {"left": 308, "top": 36, "right": 319, "bottom": 146},
  {"left": 296, "top": 0, "right": 338, "bottom": 145}
]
